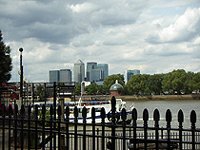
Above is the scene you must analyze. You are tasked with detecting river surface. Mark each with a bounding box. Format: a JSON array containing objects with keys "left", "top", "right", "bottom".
[{"left": 125, "top": 99, "right": 200, "bottom": 129}]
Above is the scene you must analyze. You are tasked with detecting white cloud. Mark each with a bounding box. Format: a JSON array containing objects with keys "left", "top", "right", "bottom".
[
  {"left": 147, "top": 7, "right": 200, "bottom": 43},
  {"left": 1, "top": 0, "right": 200, "bottom": 81}
]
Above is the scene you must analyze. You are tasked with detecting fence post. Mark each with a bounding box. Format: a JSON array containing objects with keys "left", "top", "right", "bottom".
[
  {"left": 1, "top": 104, "right": 5, "bottom": 150},
  {"left": 190, "top": 110, "right": 196, "bottom": 150},
  {"left": 153, "top": 109, "right": 160, "bottom": 150},
  {"left": 166, "top": 109, "right": 172, "bottom": 150},
  {"left": 101, "top": 107, "right": 106, "bottom": 150},
  {"left": 121, "top": 108, "right": 127, "bottom": 150},
  {"left": 132, "top": 108, "right": 137, "bottom": 150},
  {"left": 65, "top": 106, "right": 70, "bottom": 150},
  {"left": 74, "top": 106, "right": 78, "bottom": 150},
  {"left": 57, "top": 105, "right": 62, "bottom": 150},
  {"left": 41, "top": 104, "right": 46, "bottom": 150},
  {"left": 8, "top": 104, "right": 13, "bottom": 150},
  {"left": 27, "top": 105, "right": 31, "bottom": 150},
  {"left": 20, "top": 105, "right": 25, "bottom": 149},
  {"left": 111, "top": 96, "right": 117, "bottom": 150},
  {"left": 92, "top": 107, "right": 96, "bottom": 150},
  {"left": 34, "top": 105, "right": 39, "bottom": 150},
  {"left": 14, "top": 104, "right": 18, "bottom": 150},
  {"left": 143, "top": 108, "right": 149, "bottom": 150},
  {"left": 82, "top": 106, "right": 87, "bottom": 150},
  {"left": 178, "top": 109, "right": 184, "bottom": 150}
]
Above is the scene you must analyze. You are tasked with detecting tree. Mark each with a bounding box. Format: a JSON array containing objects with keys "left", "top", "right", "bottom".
[
  {"left": 85, "top": 82, "right": 98, "bottom": 95},
  {"left": 126, "top": 74, "right": 150, "bottom": 96},
  {"left": 0, "top": 30, "right": 12, "bottom": 82},
  {"left": 162, "top": 69, "right": 187, "bottom": 94},
  {"left": 148, "top": 74, "right": 164, "bottom": 95}
]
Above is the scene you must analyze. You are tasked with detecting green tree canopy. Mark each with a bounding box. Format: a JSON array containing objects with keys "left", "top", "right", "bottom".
[
  {"left": 162, "top": 69, "right": 188, "bottom": 94},
  {"left": 0, "top": 30, "right": 12, "bottom": 82},
  {"left": 126, "top": 74, "right": 150, "bottom": 95}
]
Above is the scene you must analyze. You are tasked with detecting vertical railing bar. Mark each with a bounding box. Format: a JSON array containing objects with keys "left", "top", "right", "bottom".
[
  {"left": 2, "top": 104, "right": 5, "bottom": 150},
  {"left": 42, "top": 104, "right": 46, "bottom": 150},
  {"left": 27, "top": 105, "right": 31, "bottom": 150},
  {"left": 34, "top": 105, "right": 38, "bottom": 150},
  {"left": 92, "top": 107, "right": 96, "bottom": 150},
  {"left": 14, "top": 104, "right": 18, "bottom": 150},
  {"left": 20, "top": 105, "right": 25, "bottom": 150},
  {"left": 65, "top": 106, "right": 70, "bottom": 150},
  {"left": 8, "top": 104, "right": 13, "bottom": 150}
]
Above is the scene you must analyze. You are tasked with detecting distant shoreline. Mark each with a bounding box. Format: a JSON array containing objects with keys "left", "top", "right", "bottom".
[{"left": 118, "top": 94, "right": 200, "bottom": 101}]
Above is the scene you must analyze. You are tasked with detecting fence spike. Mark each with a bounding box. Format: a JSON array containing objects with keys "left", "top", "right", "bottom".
[
  {"left": 111, "top": 96, "right": 116, "bottom": 111},
  {"left": 132, "top": 108, "right": 137, "bottom": 120},
  {"left": 8, "top": 104, "right": 13, "bottom": 115},
  {"left": 166, "top": 109, "right": 172, "bottom": 122},
  {"left": 42, "top": 104, "right": 46, "bottom": 117},
  {"left": 143, "top": 108, "right": 149, "bottom": 121},
  {"left": 20, "top": 104, "right": 25, "bottom": 116},
  {"left": 121, "top": 108, "right": 127, "bottom": 121},
  {"left": 65, "top": 106, "right": 69, "bottom": 118},
  {"left": 178, "top": 109, "right": 184, "bottom": 123},
  {"left": 82, "top": 106, "right": 87, "bottom": 118},
  {"left": 35, "top": 105, "right": 38, "bottom": 119},
  {"left": 153, "top": 109, "right": 160, "bottom": 122},
  {"left": 14, "top": 104, "right": 18, "bottom": 115},
  {"left": 101, "top": 107, "right": 105, "bottom": 119},
  {"left": 74, "top": 106, "right": 78, "bottom": 118},
  {"left": 58, "top": 105, "right": 61, "bottom": 116},
  {"left": 190, "top": 110, "right": 196, "bottom": 124},
  {"left": 92, "top": 107, "right": 95, "bottom": 120}
]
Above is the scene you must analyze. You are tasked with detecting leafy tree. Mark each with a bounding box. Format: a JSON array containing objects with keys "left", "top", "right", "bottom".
[
  {"left": 192, "top": 72, "right": 200, "bottom": 93},
  {"left": 0, "top": 30, "right": 12, "bottom": 82},
  {"left": 103, "top": 74, "right": 125, "bottom": 93},
  {"left": 162, "top": 69, "right": 187, "bottom": 94},
  {"left": 74, "top": 83, "right": 81, "bottom": 95},
  {"left": 85, "top": 82, "right": 98, "bottom": 95},
  {"left": 148, "top": 74, "right": 164, "bottom": 95},
  {"left": 126, "top": 74, "right": 150, "bottom": 96}
]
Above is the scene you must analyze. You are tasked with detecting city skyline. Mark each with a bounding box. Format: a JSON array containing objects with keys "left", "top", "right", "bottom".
[{"left": 1, "top": 1, "right": 200, "bottom": 82}]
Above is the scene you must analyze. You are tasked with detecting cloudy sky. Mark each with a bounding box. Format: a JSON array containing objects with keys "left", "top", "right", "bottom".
[{"left": 0, "top": 0, "right": 200, "bottom": 82}]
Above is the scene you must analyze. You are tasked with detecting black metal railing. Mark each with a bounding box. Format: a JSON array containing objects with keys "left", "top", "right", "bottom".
[{"left": 0, "top": 96, "right": 200, "bottom": 150}]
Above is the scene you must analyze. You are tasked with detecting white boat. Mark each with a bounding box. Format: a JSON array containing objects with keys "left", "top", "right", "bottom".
[{"left": 67, "top": 96, "right": 132, "bottom": 123}]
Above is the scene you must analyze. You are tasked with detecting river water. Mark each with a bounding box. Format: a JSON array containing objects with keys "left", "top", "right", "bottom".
[{"left": 125, "top": 99, "right": 200, "bottom": 129}]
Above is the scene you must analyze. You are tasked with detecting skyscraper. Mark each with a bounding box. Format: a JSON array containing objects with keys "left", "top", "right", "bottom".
[
  {"left": 86, "top": 62, "right": 108, "bottom": 82},
  {"left": 49, "top": 70, "right": 60, "bottom": 83},
  {"left": 97, "top": 64, "right": 108, "bottom": 81},
  {"left": 74, "top": 60, "right": 85, "bottom": 83},
  {"left": 60, "top": 69, "right": 72, "bottom": 83},
  {"left": 49, "top": 69, "right": 72, "bottom": 83},
  {"left": 125, "top": 69, "right": 140, "bottom": 82},
  {"left": 86, "top": 62, "right": 97, "bottom": 81}
]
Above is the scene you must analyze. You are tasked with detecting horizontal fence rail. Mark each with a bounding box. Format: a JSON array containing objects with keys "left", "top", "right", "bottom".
[{"left": 0, "top": 96, "right": 200, "bottom": 150}]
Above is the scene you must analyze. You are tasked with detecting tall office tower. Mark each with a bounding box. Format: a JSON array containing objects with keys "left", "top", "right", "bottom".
[
  {"left": 59, "top": 69, "right": 72, "bottom": 83},
  {"left": 97, "top": 64, "right": 108, "bottom": 81},
  {"left": 125, "top": 69, "right": 140, "bottom": 82},
  {"left": 86, "top": 62, "right": 97, "bottom": 81},
  {"left": 74, "top": 60, "right": 85, "bottom": 83},
  {"left": 49, "top": 70, "right": 60, "bottom": 83}
]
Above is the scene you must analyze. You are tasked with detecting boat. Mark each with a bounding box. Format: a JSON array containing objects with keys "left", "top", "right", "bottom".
[{"left": 66, "top": 95, "right": 132, "bottom": 124}]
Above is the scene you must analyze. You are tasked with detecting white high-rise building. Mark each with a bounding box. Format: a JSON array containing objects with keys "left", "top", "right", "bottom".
[{"left": 74, "top": 60, "right": 85, "bottom": 83}]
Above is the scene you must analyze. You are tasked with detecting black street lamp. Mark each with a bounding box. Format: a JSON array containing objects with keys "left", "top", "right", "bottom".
[{"left": 19, "top": 47, "right": 23, "bottom": 104}]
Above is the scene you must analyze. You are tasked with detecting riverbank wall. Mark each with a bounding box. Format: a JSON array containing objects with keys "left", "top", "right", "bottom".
[{"left": 117, "top": 94, "right": 200, "bottom": 101}]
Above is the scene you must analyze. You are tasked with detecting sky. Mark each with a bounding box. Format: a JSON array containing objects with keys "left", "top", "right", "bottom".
[{"left": 0, "top": 0, "right": 200, "bottom": 82}]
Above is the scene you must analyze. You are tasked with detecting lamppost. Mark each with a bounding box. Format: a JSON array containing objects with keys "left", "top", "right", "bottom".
[{"left": 19, "top": 48, "right": 23, "bottom": 105}]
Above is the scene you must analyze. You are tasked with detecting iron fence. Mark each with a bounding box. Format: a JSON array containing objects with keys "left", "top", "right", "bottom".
[{"left": 0, "top": 96, "right": 200, "bottom": 150}]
